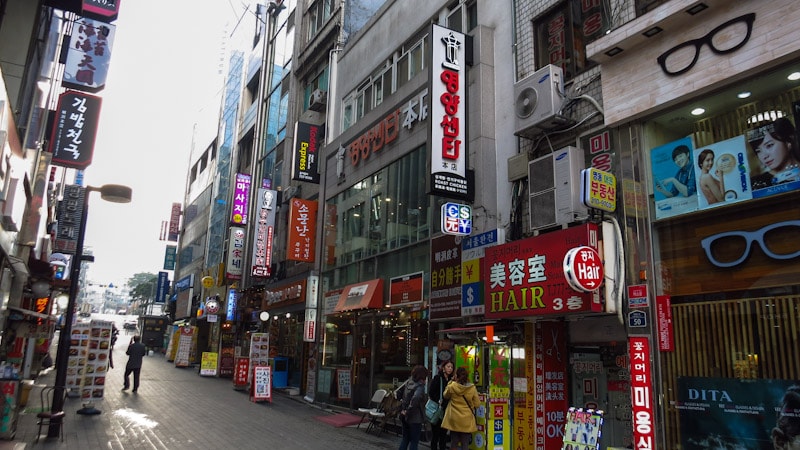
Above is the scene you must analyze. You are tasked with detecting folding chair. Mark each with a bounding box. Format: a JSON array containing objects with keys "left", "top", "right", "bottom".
[
  {"left": 357, "top": 388, "right": 388, "bottom": 430},
  {"left": 36, "top": 386, "right": 65, "bottom": 442},
  {"left": 371, "top": 393, "right": 401, "bottom": 436}
]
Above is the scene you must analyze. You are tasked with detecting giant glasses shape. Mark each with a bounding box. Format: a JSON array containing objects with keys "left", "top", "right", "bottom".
[
  {"left": 657, "top": 13, "right": 755, "bottom": 76},
  {"left": 700, "top": 220, "right": 800, "bottom": 268}
]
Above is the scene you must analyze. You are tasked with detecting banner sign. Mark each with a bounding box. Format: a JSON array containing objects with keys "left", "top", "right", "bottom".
[
  {"left": 231, "top": 173, "right": 251, "bottom": 225},
  {"left": 63, "top": 17, "right": 115, "bottom": 92},
  {"left": 168, "top": 202, "right": 181, "bottom": 241},
  {"left": 54, "top": 184, "right": 86, "bottom": 254},
  {"left": 292, "top": 122, "right": 323, "bottom": 183},
  {"left": 629, "top": 336, "right": 655, "bottom": 450},
  {"left": 251, "top": 188, "right": 276, "bottom": 277},
  {"left": 287, "top": 198, "right": 317, "bottom": 262},
  {"left": 49, "top": 91, "right": 101, "bottom": 170},
  {"left": 226, "top": 227, "right": 245, "bottom": 280},
  {"left": 429, "top": 23, "right": 469, "bottom": 199}
]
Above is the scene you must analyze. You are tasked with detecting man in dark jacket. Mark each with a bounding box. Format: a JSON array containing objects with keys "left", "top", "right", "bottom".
[{"left": 122, "top": 335, "right": 147, "bottom": 393}]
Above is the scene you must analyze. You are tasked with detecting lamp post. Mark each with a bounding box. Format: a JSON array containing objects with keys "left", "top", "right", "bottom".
[{"left": 48, "top": 184, "right": 132, "bottom": 438}]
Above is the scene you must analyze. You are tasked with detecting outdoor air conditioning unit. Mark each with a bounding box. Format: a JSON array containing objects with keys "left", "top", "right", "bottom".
[
  {"left": 309, "top": 89, "right": 327, "bottom": 112},
  {"left": 528, "top": 146, "right": 587, "bottom": 231},
  {"left": 514, "top": 64, "right": 564, "bottom": 137}
]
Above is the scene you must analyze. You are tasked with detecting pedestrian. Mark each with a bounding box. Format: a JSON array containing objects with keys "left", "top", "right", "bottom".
[
  {"left": 441, "top": 367, "right": 480, "bottom": 450},
  {"left": 398, "top": 364, "right": 428, "bottom": 450},
  {"left": 122, "top": 335, "right": 147, "bottom": 393},
  {"left": 429, "top": 360, "right": 455, "bottom": 450}
]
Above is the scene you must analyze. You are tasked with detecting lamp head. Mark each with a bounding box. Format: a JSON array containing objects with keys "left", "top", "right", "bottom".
[{"left": 90, "top": 184, "right": 133, "bottom": 203}]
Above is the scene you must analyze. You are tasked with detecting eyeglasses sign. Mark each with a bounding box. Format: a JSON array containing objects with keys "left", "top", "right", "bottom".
[
  {"left": 657, "top": 13, "right": 756, "bottom": 77},
  {"left": 700, "top": 220, "right": 800, "bottom": 268}
]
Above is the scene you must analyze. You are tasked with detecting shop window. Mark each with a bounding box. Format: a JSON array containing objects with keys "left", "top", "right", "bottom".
[{"left": 534, "top": 0, "right": 608, "bottom": 80}]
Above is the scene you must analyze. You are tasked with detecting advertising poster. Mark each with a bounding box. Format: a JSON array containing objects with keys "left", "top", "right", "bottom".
[
  {"left": 80, "top": 320, "right": 113, "bottom": 401},
  {"left": 233, "top": 357, "right": 250, "bottom": 390},
  {"left": 252, "top": 366, "right": 272, "bottom": 403},
  {"left": 652, "top": 136, "right": 698, "bottom": 219},
  {"left": 248, "top": 333, "right": 270, "bottom": 372},
  {"left": 200, "top": 352, "right": 218, "bottom": 376},
  {"left": 535, "top": 321, "right": 569, "bottom": 450},
  {"left": 336, "top": 369, "right": 351, "bottom": 400},
  {"left": 562, "top": 408, "right": 604, "bottom": 450},
  {"left": 66, "top": 322, "right": 91, "bottom": 390},
  {"left": 488, "top": 346, "right": 511, "bottom": 449},
  {"left": 677, "top": 377, "right": 800, "bottom": 449},
  {"left": 454, "top": 345, "right": 484, "bottom": 389},
  {"left": 692, "top": 135, "right": 752, "bottom": 209},
  {"left": 745, "top": 115, "right": 800, "bottom": 199}
]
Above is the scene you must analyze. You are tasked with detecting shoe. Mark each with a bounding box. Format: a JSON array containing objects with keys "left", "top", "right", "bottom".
[
  {"left": 122, "top": 386, "right": 129, "bottom": 391},
  {"left": 132, "top": 389, "right": 138, "bottom": 393}
]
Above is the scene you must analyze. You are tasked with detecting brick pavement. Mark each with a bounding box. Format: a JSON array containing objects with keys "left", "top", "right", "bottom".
[{"left": 0, "top": 343, "right": 412, "bottom": 449}]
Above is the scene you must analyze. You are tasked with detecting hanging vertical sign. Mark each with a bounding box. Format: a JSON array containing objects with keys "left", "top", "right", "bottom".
[
  {"left": 168, "top": 202, "right": 181, "bottom": 241},
  {"left": 62, "top": 18, "right": 115, "bottom": 92},
  {"left": 629, "top": 336, "right": 655, "bottom": 450},
  {"left": 54, "top": 185, "right": 86, "bottom": 254},
  {"left": 82, "top": 0, "right": 122, "bottom": 22},
  {"left": 292, "top": 122, "right": 323, "bottom": 183},
  {"left": 429, "top": 24, "right": 470, "bottom": 200},
  {"left": 251, "top": 188, "right": 277, "bottom": 277},
  {"left": 49, "top": 91, "right": 102, "bottom": 170},
  {"left": 230, "top": 173, "right": 251, "bottom": 225},
  {"left": 226, "top": 227, "right": 245, "bottom": 280},
  {"left": 287, "top": 198, "right": 317, "bottom": 262}
]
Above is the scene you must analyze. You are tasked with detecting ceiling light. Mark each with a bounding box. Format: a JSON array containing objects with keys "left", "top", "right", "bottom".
[
  {"left": 691, "top": 108, "right": 705, "bottom": 116},
  {"left": 642, "top": 26, "right": 663, "bottom": 38},
  {"left": 788, "top": 72, "right": 800, "bottom": 81},
  {"left": 605, "top": 47, "right": 623, "bottom": 57},
  {"left": 686, "top": 3, "right": 708, "bottom": 15},
  {"left": 737, "top": 91, "right": 751, "bottom": 99}
]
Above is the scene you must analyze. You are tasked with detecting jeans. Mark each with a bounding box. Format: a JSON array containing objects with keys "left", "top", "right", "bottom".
[{"left": 398, "top": 419, "right": 422, "bottom": 450}]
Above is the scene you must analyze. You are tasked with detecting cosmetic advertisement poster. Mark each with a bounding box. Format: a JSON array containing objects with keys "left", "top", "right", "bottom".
[
  {"left": 692, "top": 135, "right": 753, "bottom": 209},
  {"left": 676, "top": 377, "right": 800, "bottom": 449},
  {"left": 651, "top": 136, "right": 698, "bottom": 219},
  {"left": 745, "top": 112, "right": 800, "bottom": 199}
]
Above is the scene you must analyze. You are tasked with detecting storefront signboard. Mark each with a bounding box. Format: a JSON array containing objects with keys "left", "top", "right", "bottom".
[
  {"left": 225, "top": 227, "right": 245, "bottom": 280},
  {"left": 484, "top": 224, "right": 602, "bottom": 319},
  {"left": 200, "top": 352, "right": 218, "bottom": 376},
  {"left": 563, "top": 245, "right": 604, "bottom": 292},
  {"left": 430, "top": 234, "right": 462, "bottom": 319},
  {"left": 49, "top": 92, "right": 101, "bottom": 170},
  {"left": 627, "top": 285, "right": 648, "bottom": 309},
  {"left": 251, "top": 188, "right": 276, "bottom": 277},
  {"left": 174, "top": 326, "right": 194, "bottom": 368},
  {"left": 287, "top": 198, "right": 317, "bottom": 262},
  {"left": 581, "top": 167, "right": 617, "bottom": 213},
  {"left": 252, "top": 365, "right": 272, "bottom": 403},
  {"left": 535, "top": 321, "right": 568, "bottom": 450},
  {"left": 230, "top": 173, "right": 251, "bottom": 225},
  {"left": 389, "top": 272, "right": 424, "bottom": 306},
  {"left": 292, "top": 122, "right": 323, "bottom": 183},
  {"left": 336, "top": 369, "right": 351, "bottom": 400},
  {"left": 63, "top": 18, "right": 115, "bottom": 92}
]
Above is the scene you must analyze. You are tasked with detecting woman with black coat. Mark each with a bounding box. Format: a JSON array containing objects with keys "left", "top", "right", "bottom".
[{"left": 428, "top": 360, "right": 455, "bottom": 450}]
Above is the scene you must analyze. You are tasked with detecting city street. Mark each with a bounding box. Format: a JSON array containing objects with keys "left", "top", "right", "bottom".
[{"left": 5, "top": 320, "right": 402, "bottom": 450}]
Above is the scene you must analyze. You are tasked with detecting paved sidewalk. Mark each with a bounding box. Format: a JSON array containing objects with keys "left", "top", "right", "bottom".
[{"left": 0, "top": 343, "right": 407, "bottom": 449}]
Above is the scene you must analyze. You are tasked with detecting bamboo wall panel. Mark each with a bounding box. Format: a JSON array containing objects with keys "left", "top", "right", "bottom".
[{"left": 660, "top": 296, "right": 800, "bottom": 449}]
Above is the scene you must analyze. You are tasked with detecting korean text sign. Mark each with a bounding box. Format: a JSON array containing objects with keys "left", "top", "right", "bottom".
[
  {"left": 629, "top": 336, "right": 655, "bottom": 450},
  {"left": 49, "top": 91, "right": 102, "bottom": 170},
  {"left": 287, "top": 198, "right": 317, "bottom": 262},
  {"left": 483, "top": 224, "right": 602, "bottom": 319}
]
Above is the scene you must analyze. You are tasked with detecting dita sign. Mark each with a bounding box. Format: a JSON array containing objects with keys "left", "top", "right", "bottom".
[
  {"left": 292, "top": 122, "right": 323, "bottom": 183},
  {"left": 430, "top": 24, "right": 470, "bottom": 200},
  {"left": 49, "top": 91, "right": 102, "bottom": 170}
]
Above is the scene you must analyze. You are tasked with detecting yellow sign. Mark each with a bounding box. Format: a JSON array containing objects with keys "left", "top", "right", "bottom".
[
  {"left": 202, "top": 276, "right": 214, "bottom": 288},
  {"left": 200, "top": 352, "right": 218, "bottom": 376},
  {"left": 582, "top": 168, "right": 617, "bottom": 212}
]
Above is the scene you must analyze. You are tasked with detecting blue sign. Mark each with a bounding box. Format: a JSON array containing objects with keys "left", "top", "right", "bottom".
[
  {"left": 440, "top": 202, "right": 472, "bottom": 236},
  {"left": 628, "top": 310, "right": 647, "bottom": 328},
  {"left": 155, "top": 272, "right": 170, "bottom": 304}
]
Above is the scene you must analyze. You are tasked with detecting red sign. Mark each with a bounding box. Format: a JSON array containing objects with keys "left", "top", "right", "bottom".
[
  {"left": 563, "top": 246, "right": 604, "bottom": 292},
  {"left": 82, "top": 0, "right": 121, "bottom": 22},
  {"left": 287, "top": 198, "right": 317, "bottom": 262},
  {"left": 233, "top": 357, "right": 250, "bottom": 388},
  {"left": 484, "top": 224, "right": 602, "bottom": 319},
  {"left": 389, "top": 272, "right": 424, "bottom": 306},
  {"left": 656, "top": 295, "right": 674, "bottom": 352},
  {"left": 629, "top": 336, "right": 655, "bottom": 450}
]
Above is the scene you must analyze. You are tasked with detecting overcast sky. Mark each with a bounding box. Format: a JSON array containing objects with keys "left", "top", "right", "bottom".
[{"left": 79, "top": 1, "right": 240, "bottom": 287}]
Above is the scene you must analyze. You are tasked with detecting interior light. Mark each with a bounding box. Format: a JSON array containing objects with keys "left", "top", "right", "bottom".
[
  {"left": 737, "top": 91, "right": 751, "bottom": 99},
  {"left": 788, "top": 72, "right": 800, "bottom": 81},
  {"left": 691, "top": 108, "right": 705, "bottom": 116}
]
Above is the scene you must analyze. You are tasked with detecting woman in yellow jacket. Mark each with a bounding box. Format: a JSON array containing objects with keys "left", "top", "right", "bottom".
[{"left": 441, "top": 367, "right": 480, "bottom": 450}]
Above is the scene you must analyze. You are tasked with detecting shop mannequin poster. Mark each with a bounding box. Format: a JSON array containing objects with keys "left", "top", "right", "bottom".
[
  {"left": 651, "top": 137, "right": 698, "bottom": 219},
  {"left": 692, "top": 135, "right": 753, "bottom": 209}
]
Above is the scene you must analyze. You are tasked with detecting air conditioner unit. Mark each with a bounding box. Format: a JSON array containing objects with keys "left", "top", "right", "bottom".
[
  {"left": 514, "top": 64, "right": 564, "bottom": 137},
  {"left": 309, "top": 89, "right": 327, "bottom": 112},
  {"left": 528, "top": 146, "right": 587, "bottom": 231}
]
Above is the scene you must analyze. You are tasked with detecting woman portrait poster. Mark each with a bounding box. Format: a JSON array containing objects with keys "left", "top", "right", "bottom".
[
  {"left": 745, "top": 116, "right": 800, "bottom": 199},
  {"left": 692, "top": 135, "right": 753, "bottom": 210}
]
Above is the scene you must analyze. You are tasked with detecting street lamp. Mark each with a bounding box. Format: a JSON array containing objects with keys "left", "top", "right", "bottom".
[{"left": 48, "top": 184, "right": 132, "bottom": 438}]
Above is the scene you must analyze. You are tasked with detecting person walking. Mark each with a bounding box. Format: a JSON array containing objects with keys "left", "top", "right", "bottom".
[
  {"left": 429, "top": 360, "right": 455, "bottom": 450},
  {"left": 398, "top": 365, "right": 428, "bottom": 450},
  {"left": 122, "top": 335, "right": 147, "bottom": 393},
  {"left": 441, "top": 367, "right": 480, "bottom": 450}
]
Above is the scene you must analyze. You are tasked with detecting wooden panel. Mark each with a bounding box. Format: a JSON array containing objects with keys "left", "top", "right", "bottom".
[{"left": 661, "top": 296, "right": 800, "bottom": 449}]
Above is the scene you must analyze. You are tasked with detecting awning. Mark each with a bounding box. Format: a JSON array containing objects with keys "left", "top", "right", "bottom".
[{"left": 334, "top": 279, "right": 384, "bottom": 313}]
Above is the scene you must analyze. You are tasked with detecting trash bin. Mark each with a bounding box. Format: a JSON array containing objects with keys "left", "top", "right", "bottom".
[
  {"left": 19, "top": 380, "right": 33, "bottom": 407},
  {"left": 272, "top": 357, "right": 288, "bottom": 389}
]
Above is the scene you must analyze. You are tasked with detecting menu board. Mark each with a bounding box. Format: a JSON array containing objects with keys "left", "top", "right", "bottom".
[
  {"left": 200, "top": 352, "right": 218, "bottom": 376},
  {"left": 248, "top": 333, "right": 270, "bottom": 384},
  {"left": 174, "top": 326, "right": 194, "bottom": 367},
  {"left": 80, "top": 320, "right": 113, "bottom": 401},
  {"left": 65, "top": 322, "right": 91, "bottom": 390}
]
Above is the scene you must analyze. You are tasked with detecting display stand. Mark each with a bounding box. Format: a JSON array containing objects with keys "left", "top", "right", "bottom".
[{"left": 251, "top": 366, "right": 272, "bottom": 403}]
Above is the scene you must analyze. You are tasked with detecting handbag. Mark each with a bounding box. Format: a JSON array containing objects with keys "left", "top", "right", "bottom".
[{"left": 425, "top": 376, "right": 445, "bottom": 424}]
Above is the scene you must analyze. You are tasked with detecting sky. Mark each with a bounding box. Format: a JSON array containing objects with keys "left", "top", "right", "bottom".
[{"left": 79, "top": 1, "right": 241, "bottom": 288}]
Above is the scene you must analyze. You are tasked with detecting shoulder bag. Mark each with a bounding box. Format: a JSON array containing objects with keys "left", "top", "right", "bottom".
[{"left": 425, "top": 377, "right": 445, "bottom": 424}]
